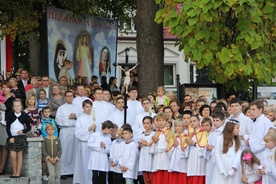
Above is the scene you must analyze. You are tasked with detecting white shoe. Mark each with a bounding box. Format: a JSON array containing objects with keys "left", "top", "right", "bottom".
[{"left": 42, "top": 175, "right": 48, "bottom": 181}]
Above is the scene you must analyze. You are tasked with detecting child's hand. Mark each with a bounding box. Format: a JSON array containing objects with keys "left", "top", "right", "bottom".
[
  {"left": 241, "top": 174, "right": 248, "bottom": 183},
  {"left": 152, "top": 136, "right": 159, "bottom": 143},
  {"left": 174, "top": 139, "right": 179, "bottom": 147},
  {"left": 111, "top": 161, "right": 116, "bottom": 167},
  {"left": 100, "top": 142, "right": 106, "bottom": 148},
  {"left": 88, "top": 124, "right": 96, "bottom": 131},
  {"left": 17, "top": 130, "right": 23, "bottom": 135},
  {"left": 141, "top": 139, "right": 148, "bottom": 146},
  {"left": 9, "top": 138, "right": 15, "bottom": 144},
  {"left": 185, "top": 138, "right": 194, "bottom": 146},
  {"left": 138, "top": 141, "right": 142, "bottom": 148},
  {"left": 258, "top": 168, "right": 265, "bottom": 175},
  {"left": 206, "top": 144, "right": 214, "bottom": 151}
]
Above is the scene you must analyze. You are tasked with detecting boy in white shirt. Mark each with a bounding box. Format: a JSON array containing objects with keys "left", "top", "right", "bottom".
[
  {"left": 87, "top": 120, "right": 114, "bottom": 184},
  {"left": 119, "top": 127, "right": 138, "bottom": 184}
]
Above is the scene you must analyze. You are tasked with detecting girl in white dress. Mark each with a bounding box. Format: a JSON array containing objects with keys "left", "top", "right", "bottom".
[
  {"left": 212, "top": 119, "right": 242, "bottom": 184},
  {"left": 240, "top": 150, "right": 261, "bottom": 184}
]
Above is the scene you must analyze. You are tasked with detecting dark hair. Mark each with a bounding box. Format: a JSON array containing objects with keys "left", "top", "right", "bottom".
[
  {"left": 202, "top": 118, "right": 212, "bottom": 126},
  {"left": 170, "top": 99, "right": 180, "bottom": 106},
  {"left": 143, "top": 116, "right": 153, "bottom": 123},
  {"left": 121, "top": 123, "right": 132, "bottom": 130},
  {"left": 230, "top": 98, "right": 242, "bottom": 105},
  {"left": 102, "top": 120, "right": 114, "bottom": 130},
  {"left": 64, "top": 90, "right": 75, "bottom": 97},
  {"left": 42, "top": 106, "right": 51, "bottom": 113},
  {"left": 212, "top": 112, "right": 225, "bottom": 120},
  {"left": 115, "top": 95, "right": 124, "bottom": 103},
  {"left": 182, "top": 110, "right": 192, "bottom": 116},
  {"left": 112, "top": 91, "right": 121, "bottom": 97},
  {"left": 123, "top": 127, "right": 133, "bottom": 134},
  {"left": 191, "top": 115, "right": 200, "bottom": 121},
  {"left": 109, "top": 77, "right": 117, "bottom": 86},
  {"left": 128, "top": 86, "right": 138, "bottom": 93},
  {"left": 196, "top": 98, "right": 207, "bottom": 105},
  {"left": 141, "top": 97, "right": 151, "bottom": 104},
  {"left": 93, "top": 87, "right": 103, "bottom": 94},
  {"left": 91, "top": 75, "right": 98, "bottom": 81},
  {"left": 222, "top": 121, "right": 241, "bottom": 153},
  {"left": 199, "top": 104, "right": 212, "bottom": 116},
  {"left": 250, "top": 100, "right": 264, "bottom": 112},
  {"left": 82, "top": 99, "right": 93, "bottom": 107},
  {"left": 181, "top": 101, "right": 193, "bottom": 110}
]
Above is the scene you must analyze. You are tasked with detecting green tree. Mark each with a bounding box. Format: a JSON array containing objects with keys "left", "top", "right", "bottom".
[
  {"left": 155, "top": 0, "right": 276, "bottom": 90},
  {"left": 0, "top": 0, "right": 136, "bottom": 74}
]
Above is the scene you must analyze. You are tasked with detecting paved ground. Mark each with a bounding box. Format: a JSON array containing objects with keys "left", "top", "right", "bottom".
[{"left": 42, "top": 175, "right": 73, "bottom": 184}]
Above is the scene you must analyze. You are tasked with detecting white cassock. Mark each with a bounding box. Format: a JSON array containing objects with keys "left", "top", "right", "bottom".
[
  {"left": 212, "top": 135, "right": 242, "bottom": 184},
  {"left": 138, "top": 131, "right": 155, "bottom": 172},
  {"left": 227, "top": 112, "right": 252, "bottom": 150},
  {"left": 169, "top": 136, "right": 188, "bottom": 173},
  {"left": 108, "top": 109, "right": 125, "bottom": 128},
  {"left": 93, "top": 100, "right": 114, "bottom": 132},
  {"left": 73, "top": 113, "right": 94, "bottom": 184},
  {"left": 187, "top": 134, "right": 207, "bottom": 176},
  {"left": 119, "top": 141, "right": 138, "bottom": 179},
  {"left": 110, "top": 138, "right": 125, "bottom": 173},
  {"left": 133, "top": 111, "right": 156, "bottom": 137},
  {"left": 203, "top": 125, "right": 224, "bottom": 184},
  {"left": 105, "top": 101, "right": 116, "bottom": 113},
  {"left": 126, "top": 99, "right": 143, "bottom": 127},
  {"left": 72, "top": 96, "right": 91, "bottom": 112},
  {"left": 249, "top": 114, "right": 273, "bottom": 159},
  {"left": 151, "top": 133, "right": 172, "bottom": 172},
  {"left": 87, "top": 131, "right": 112, "bottom": 171},
  {"left": 55, "top": 103, "right": 80, "bottom": 175},
  {"left": 260, "top": 147, "right": 276, "bottom": 184}
]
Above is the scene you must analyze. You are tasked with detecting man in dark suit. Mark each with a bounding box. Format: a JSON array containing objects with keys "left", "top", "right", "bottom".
[
  {"left": 17, "top": 70, "right": 30, "bottom": 90},
  {"left": 36, "top": 76, "right": 53, "bottom": 99}
]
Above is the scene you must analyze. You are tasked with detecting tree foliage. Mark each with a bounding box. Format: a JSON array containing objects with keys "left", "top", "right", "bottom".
[
  {"left": 155, "top": 0, "right": 276, "bottom": 90},
  {"left": 0, "top": 0, "right": 136, "bottom": 41}
]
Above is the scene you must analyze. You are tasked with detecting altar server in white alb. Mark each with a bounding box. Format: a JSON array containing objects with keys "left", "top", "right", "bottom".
[
  {"left": 73, "top": 100, "right": 95, "bottom": 184},
  {"left": 87, "top": 120, "right": 114, "bottom": 184},
  {"left": 248, "top": 100, "right": 273, "bottom": 159},
  {"left": 212, "top": 119, "right": 242, "bottom": 184},
  {"left": 55, "top": 91, "right": 80, "bottom": 179},
  {"left": 133, "top": 97, "right": 156, "bottom": 137},
  {"left": 92, "top": 87, "right": 114, "bottom": 132},
  {"left": 169, "top": 119, "right": 189, "bottom": 184},
  {"left": 119, "top": 127, "right": 138, "bottom": 183},
  {"left": 138, "top": 116, "right": 155, "bottom": 184},
  {"left": 126, "top": 86, "right": 143, "bottom": 127},
  {"left": 72, "top": 85, "right": 92, "bottom": 110},
  {"left": 227, "top": 98, "right": 252, "bottom": 150},
  {"left": 108, "top": 96, "right": 127, "bottom": 128},
  {"left": 204, "top": 112, "right": 225, "bottom": 184},
  {"left": 110, "top": 125, "right": 125, "bottom": 184},
  {"left": 258, "top": 132, "right": 276, "bottom": 184},
  {"left": 185, "top": 115, "right": 208, "bottom": 184}
]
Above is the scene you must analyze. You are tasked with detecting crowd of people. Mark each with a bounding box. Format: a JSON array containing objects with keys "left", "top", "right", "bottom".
[{"left": 0, "top": 69, "right": 275, "bottom": 184}]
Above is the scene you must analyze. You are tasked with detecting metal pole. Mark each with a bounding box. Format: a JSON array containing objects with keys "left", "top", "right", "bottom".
[
  {"left": 176, "top": 74, "right": 180, "bottom": 101},
  {"left": 123, "top": 48, "right": 129, "bottom": 124}
]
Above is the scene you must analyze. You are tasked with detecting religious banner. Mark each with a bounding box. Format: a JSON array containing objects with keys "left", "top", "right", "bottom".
[{"left": 47, "top": 7, "right": 117, "bottom": 83}]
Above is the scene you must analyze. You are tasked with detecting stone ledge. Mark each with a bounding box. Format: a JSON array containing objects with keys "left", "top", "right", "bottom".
[
  {"left": 0, "top": 175, "right": 29, "bottom": 184},
  {"left": 27, "top": 137, "right": 43, "bottom": 142}
]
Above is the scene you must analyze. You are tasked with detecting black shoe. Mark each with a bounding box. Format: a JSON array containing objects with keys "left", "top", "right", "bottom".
[
  {"left": 14, "top": 176, "right": 21, "bottom": 178},
  {"left": 60, "top": 175, "right": 67, "bottom": 180},
  {"left": 9, "top": 175, "right": 15, "bottom": 178}
]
